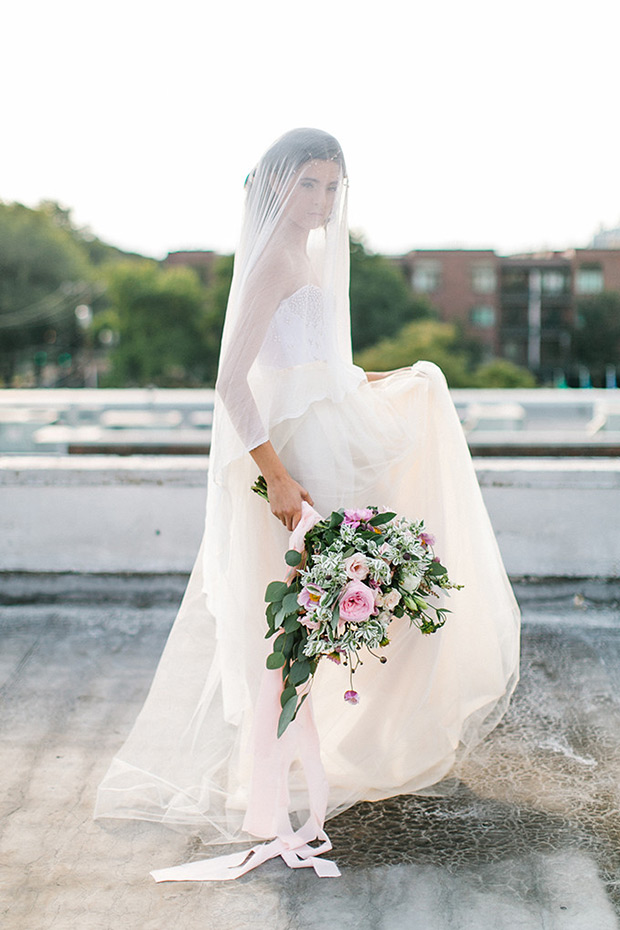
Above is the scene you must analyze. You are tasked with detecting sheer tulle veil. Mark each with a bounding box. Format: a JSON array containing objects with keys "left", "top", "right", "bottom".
[
  {"left": 211, "top": 127, "right": 363, "bottom": 477},
  {"left": 94, "top": 128, "right": 521, "bottom": 847}
]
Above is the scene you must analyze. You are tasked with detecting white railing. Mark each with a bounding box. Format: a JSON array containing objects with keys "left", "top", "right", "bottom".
[{"left": 1, "top": 387, "right": 620, "bottom": 455}]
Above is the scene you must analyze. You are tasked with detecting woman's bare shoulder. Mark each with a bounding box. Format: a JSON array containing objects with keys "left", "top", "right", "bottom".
[{"left": 246, "top": 254, "right": 299, "bottom": 305}]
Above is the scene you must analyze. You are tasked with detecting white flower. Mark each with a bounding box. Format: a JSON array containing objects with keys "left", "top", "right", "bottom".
[
  {"left": 383, "top": 589, "right": 401, "bottom": 610},
  {"left": 401, "top": 572, "right": 422, "bottom": 594}
]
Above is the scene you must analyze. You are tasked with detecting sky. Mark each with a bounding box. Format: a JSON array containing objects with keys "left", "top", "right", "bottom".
[{"left": 2, "top": 0, "right": 619, "bottom": 260}]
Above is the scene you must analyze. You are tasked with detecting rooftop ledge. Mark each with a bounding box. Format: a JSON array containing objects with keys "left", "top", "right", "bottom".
[{"left": 1, "top": 455, "right": 619, "bottom": 578}]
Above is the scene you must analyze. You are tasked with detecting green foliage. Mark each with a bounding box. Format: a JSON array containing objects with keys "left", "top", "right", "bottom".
[
  {"left": 355, "top": 319, "right": 536, "bottom": 388},
  {"left": 473, "top": 359, "right": 537, "bottom": 388},
  {"left": 263, "top": 572, "right": 318, "bottom": 738},
  {"left": 199, "top": 254, "right": 233, "bottom": 384},
  {"left": 0, "top": 201, "right": 92, "bottom": 384},
  {"left": 354, "top": 319, "right": 475, "bottom": 387},
  {"left": 572, "top": 291, "right": 620, "bottom": 375},
  {"left": 101, "top": 261, "right": 209, "bottom": 386},
  {"left": 349, "top": 237, "right": 435, "bottom": 352}
]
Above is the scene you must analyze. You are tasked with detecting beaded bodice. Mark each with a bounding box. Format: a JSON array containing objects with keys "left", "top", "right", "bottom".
[{"left": 258, "top": 285, "right": 329, "bottom": 368}]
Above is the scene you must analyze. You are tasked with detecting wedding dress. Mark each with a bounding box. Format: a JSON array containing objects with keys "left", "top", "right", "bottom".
[{"left": 94, "top": 129, "right": 520, "bottom": 856}]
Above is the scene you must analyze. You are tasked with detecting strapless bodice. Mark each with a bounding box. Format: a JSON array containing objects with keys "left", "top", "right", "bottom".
[{"left": 258, "top": 284, "right": 330, "bottom": 368}]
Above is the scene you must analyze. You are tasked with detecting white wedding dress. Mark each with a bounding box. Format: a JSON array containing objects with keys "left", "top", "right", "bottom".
[{"left": 95, "top": 285, "right": 521, "bottom": 845}]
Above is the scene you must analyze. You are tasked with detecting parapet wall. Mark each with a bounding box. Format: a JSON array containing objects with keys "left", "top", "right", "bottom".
[{"left": 1, "top": 456, "right": 619, "bottom": 578}]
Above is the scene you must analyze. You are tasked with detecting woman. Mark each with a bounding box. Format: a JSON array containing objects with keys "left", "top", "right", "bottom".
[{"left": 95, "top": 129, "right": 520, "bottom": 871}]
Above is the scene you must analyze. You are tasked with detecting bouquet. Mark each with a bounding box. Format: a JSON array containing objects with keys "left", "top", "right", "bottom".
[{"left": 252, "top": 476, "right": 462, "bottom": 737}]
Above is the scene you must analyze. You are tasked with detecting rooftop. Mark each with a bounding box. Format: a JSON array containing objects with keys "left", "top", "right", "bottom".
[{"left": 2, "top": 575, "right": 620, "bottom": 928}]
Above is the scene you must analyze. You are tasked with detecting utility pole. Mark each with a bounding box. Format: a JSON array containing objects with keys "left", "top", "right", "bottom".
[{"left": 527, "top": 269, "right": 542, "bottom": 371}]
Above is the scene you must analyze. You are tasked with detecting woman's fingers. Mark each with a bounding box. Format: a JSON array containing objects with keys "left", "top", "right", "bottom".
[{"left": 268, "top": 476, "right": 313, "bottom": 530}]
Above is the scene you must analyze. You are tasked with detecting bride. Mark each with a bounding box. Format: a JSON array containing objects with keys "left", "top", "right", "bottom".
[{"left": 95, "top": 128, "right": 520, "bottom": 867}]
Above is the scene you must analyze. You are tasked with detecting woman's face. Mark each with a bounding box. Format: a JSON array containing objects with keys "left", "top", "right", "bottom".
[{"left": 284, "top": 159, "right": 341, "bottom": 231}]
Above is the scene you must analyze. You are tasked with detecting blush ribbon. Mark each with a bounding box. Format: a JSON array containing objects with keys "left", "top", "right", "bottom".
[{"left": 151, "top": 503, "right": 341, "bottom": 882}]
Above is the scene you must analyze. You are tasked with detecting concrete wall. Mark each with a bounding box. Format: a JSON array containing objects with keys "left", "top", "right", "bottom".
[{"left": 1, "top": 456, "right": 619, "bottom": 578}]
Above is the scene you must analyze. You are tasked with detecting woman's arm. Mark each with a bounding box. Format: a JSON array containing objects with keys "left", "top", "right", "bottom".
[{"left": 250, "top": 440, "right": 314, "bottom": 531}]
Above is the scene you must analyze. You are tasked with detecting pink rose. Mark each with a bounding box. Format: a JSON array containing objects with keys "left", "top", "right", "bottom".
[
  {"left": 339, "top": 580, "right": 377, "bottom": 624},
  {"left": 343, "top": 553, "right": 369, "bottom": 581}
]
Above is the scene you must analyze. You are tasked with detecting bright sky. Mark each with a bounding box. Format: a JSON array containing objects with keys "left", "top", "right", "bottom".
[{"left": 2, "top": 0, "right": 619, "bottom": 260}]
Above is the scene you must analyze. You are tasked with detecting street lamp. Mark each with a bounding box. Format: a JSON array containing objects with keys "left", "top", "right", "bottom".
[{"left": 75, "top": 304, "right": 96, "bottom": 387}]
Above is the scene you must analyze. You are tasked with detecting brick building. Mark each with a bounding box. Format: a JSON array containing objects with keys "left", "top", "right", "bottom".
[
  {"left": 162, "top": 250, "right": 219, "bottom": 286},
  {"left": 164, "top": 245, "right": 620, "bottom": 381},
  {"left": 399, "top": 250, "right": 501, "bottom": 358},
  {"left": 400, "top": 247, "right": 620, "bottom": 378}
]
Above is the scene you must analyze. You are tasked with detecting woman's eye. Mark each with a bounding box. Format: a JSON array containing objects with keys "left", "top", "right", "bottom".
[{"left": 300, "top": 181, "right": 314, "bottom": 189}]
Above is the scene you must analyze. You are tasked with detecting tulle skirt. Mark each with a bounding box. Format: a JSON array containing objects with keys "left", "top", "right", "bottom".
[{"left": 94, "top": 362, "right": 520, "bottom": 842}]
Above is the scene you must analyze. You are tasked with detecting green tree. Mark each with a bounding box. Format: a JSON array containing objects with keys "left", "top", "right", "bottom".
[
  {"left": 354, "top": 320, "right": 475, "bottom": 387},
  {"left": 0, "top": 201, "right": 92, "bottom": 385},
  {"left": 349, "top": 238, "right": 435, "bottom": 352},
  {"left": 102, "top": 261, "right": 209, "bottom": 386},
  {"left": 571, "top": 291, "right": 620, "bottom": 379},
  {"left": 473, "top": 359, "right": 536, "bottom": 388},
  {"left": 200, "top": 254, "right": 234, "bottom": 384}
]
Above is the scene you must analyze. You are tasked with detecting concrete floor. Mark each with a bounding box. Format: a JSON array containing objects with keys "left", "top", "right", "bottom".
[{"left": 1, "top": 574, "right": 620, "bottom": 930}]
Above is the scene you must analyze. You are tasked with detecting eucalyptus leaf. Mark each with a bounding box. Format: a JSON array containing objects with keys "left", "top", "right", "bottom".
[
  {"left": 368, "top": 512, "right": 396, "bottom": 526},
  {"left": 280, "top": 685, "right": 297, "bottom": 709},
  {"left": 285, "top": 549, "right": 302, "bottom": 567},
  {"left": 277, "top": 694, "right": 299, "bottom": 737},
  {"left": 282, "top": 591, "right": 300, "bottom": 615},
  {"left": 265, "top": 580, "right": 288, "bottom": 603},
  {"left": 289, "top": 659, "right": 311, "bottom": 686},
  {"left": 266, "top": 651, "right": 286, "bottom": 670},
  {"left": 284, "top": 615, "right": 301, "bottom": 633}
]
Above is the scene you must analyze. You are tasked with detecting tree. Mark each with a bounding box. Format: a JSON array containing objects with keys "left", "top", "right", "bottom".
[
  {"left": 200, "top": 254, "right": 234, "bottom": 384},
  {"left": 571, "top": 291, "right": 620, "bottom": 381},
  {"left": 473, "top": 359, "right": 536, "bottom": 388},
  {"left": 354, "top": 319, "right": 536, "bottom": 388},
  {"left": 349, "top": 238, "right": 435, "bottom": 352},
  {"left": 0, "top": 201, "right": 92, "bottom": 385},
  {"left": 354, "top": 320, "right": 475, "bottom": 387},
  {"left": 101, "top": 262, "right": 209, "bottom": 387}
]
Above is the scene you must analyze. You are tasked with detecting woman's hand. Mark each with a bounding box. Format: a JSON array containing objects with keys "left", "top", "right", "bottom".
[
  {"left": 267, "top": 473, "right": 314, "bottom": 532},
  {"left": 249, "top": 439, "right": 314, "bottom": 531},
  {"left": 365, "top": 367, "right": 411, "bottom": 382}
]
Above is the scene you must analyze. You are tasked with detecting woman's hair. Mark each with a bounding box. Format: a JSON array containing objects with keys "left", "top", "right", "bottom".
[{"left": 245, "top": 128, "right": 346, "bottom": 190}]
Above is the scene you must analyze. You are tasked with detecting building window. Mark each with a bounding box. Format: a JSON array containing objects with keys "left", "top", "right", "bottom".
[
  {"left": 470, "top": 305, "right": 496, "bottom": 328},
  {"left": 412, "top": 260, "right": 441, "bottom": 293},
  {"left": 576, "top": 266, "right": 604, "bottom": 294},
  {"left": 542, "top": 271, "right": 567, "bottom": 294},
  {"left": 471, "top": 264, "right": 496, "bottom": 294}
]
